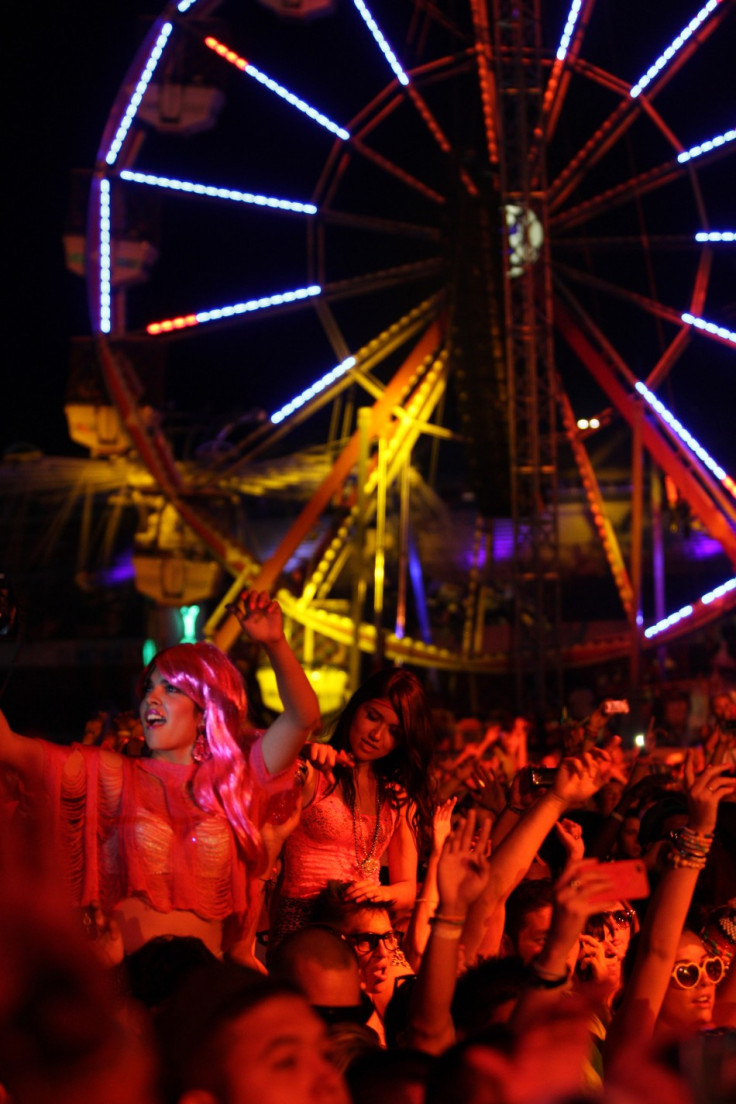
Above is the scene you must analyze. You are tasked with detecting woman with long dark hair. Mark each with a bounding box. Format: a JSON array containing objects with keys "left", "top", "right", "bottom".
[{"left": 270, "top": 666, "right": 436, "bottom": 944}]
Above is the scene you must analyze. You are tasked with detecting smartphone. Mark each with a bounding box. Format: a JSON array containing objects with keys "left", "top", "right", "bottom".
[
  {"left": 598, "top": 859, "right": 650, "bottom": 901},
  {"left": 519, "top": 765, "right": 556, "bottom": 792},
  {"left": 602, "top": 699, "right": 630, "bottom": 715}
]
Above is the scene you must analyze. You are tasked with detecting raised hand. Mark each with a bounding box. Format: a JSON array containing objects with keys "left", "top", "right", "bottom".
[
  {"left": 555, "top": 817, "right": 586, "bottom": 862},
  {"left": 431, "top": 797, "right": 457, "bottom": 856},
  {"left": 552, "top": 749, "right": 614, "bottom": 807},
  {"left": 437, "top": 809, "right": 492, "bottom": 914},
  {"left": 226, "top": 588, "right": 284, "bottom": 647},
  {"left": 465, "top": 762, "right": 506, "bottom": 816},
  {"left": 684, "top": 753, "right": 736, "bottom": 835}
]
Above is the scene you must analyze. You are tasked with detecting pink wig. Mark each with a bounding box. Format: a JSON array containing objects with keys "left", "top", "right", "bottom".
[{"left": 139, "top": 643, "right": 264, "bottom": 869}]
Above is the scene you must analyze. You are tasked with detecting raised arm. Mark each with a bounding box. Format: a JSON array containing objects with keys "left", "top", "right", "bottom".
[
  {"left": 0, "top": 706, "right": 45, "bottom": 782},
  {"left": 406, "top": 810, "right": 492, "bottom": 1054},
  {"left": 462, "top": 750, "right": 613, "bottom": 964},
  {"left": 605, "top": 759, "right": 736, "bottom": 1065},
  {"left": 228, "top": 589, "right": 321, "bottom": 775}
]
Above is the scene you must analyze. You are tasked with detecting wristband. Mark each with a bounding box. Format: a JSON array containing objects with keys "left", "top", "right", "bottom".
[
  {"left": 527, "top": 963, "right": 570, "bottom": 989},
  {"left": 508, "top": 804, "right": 526, "bottom": 816}
]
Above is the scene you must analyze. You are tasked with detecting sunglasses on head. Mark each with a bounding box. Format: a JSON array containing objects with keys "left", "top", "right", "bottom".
[
  {"left": 346, "top": 930, "right": 399, "bottom": 954},
  {"left": 671, "top": 955, "right": 724, "bottom": 989}
]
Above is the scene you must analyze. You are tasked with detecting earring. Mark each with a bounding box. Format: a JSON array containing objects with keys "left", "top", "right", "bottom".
[{"left": 192, "top": 723, "right": 211, "bottom": 763}]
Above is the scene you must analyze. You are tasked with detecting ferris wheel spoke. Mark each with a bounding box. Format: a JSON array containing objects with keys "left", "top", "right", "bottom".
[
  {"left": 469, "top": 0, "right": 499, "bottom": 166},
  {"left": 119, "top": 169, "right": 317, "bottom": 215},
  {"left": 556, "top": 373, "right": 636, "bottom": 623},
  {"left": 321, "top": 259, "right": 443, "bottom": 302},
  {"left": 209, "top": 294, "right": 444, "bottom": 479},
  {"left": 549, "top": 0, "right": 729, "bottom": 210},
  {"left": 537, "top": 0, "right": 597, "bottom": 156},
  {"left": 554, "top": 293, "right": 736, "bottom": 564},
  {"left": 319, "top": 208, "right": 440, "bottom": 241}
]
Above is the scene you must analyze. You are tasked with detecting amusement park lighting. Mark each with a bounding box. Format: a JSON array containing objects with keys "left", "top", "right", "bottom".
[
  {"left": 677, "top": 127, "right": 736, "bottom": 163},
  {"left": 634, "top": 381, "right": 736, "bottom": 499},
  {"left": 104, "top": 22, "right": 173, "bottom": 165},
  {"left": 146, "top": 285, "right": 321, "bottom": 335},
  {"left": 556, "top": 0, "right": 584, "bottom": 62},
  {"left": 695, "top": 231, "right": 736, "bottom": 242},
  {"left": 644, "top": 577, "right": 736, "bottom": 639},
  {"left": 681, "top": 312, "right": 736, "bottom": 346},
  {"left": 271, "top": 356, "right": 357, "bottom": 424},
  {"left": 629, "top": 0, "right": 721, "bottom": 98},
  {"left": 577, "top": 418, "right": 589, "bottom": 429},
  {"left": 644, "top": 604, "right": 694, "bottom": 639},
  {"left": 352, "top": 0, "right": 410, "bottom": 86},
  {"left": 99, "top": 179, "right": 112, "bottom": 334},
  {"left": 589, "top": 418, "right": 600, "bottom": 429},
  {"left": 204, "top": 37, "right": 350, "bottom": 141},
  {"left": 702, "top": 578, "right": 736, "bottom": 604},
  {"left": 177, "top": 0, "right": 199, "bottom": 11},
  {"left": 119, "top": 170, "right": 317, "bottom": 214}
]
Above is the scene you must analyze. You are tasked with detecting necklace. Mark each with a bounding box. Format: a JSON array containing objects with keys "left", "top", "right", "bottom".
[{"left": 349, "top": 775, "right": 383, "bottom": 880}]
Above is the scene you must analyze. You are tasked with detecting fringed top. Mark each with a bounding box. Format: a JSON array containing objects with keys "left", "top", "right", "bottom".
[{"left": 39, "top": 736, "right": 290, "bottom": 921}]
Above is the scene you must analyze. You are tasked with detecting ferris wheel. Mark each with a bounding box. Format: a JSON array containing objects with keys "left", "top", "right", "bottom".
[{"left": 82, "top": 0, "right": 736, "bottom": 702}]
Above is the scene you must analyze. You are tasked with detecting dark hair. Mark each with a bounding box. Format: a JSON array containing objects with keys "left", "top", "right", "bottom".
[
  {"left": 452, "top": 956, "right": 528, "bottom": 1036},
  {"left": 121, "top": 935, "right": 219, "bottom": 1011},
  {"left": 503, "top": 879, "right": 554, "bottom": 946},
  {"left": 328, "top": 667, "right": 436, "bottom": 851},
  {"left": 155, "top": 962, "right": 302, "bottom": 1103}
]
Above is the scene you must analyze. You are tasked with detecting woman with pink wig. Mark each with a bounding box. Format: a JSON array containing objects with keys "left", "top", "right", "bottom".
[{"left": 0, "top": 589, "right": 321, "bottom": 961}]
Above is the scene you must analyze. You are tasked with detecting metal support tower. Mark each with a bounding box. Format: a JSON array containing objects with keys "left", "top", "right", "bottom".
[{"left": 492, "top": 0, "right": 562, "bottom": 713}]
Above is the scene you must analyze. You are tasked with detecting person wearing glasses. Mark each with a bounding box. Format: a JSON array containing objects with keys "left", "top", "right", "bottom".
[{"left": 605, "top": 758, "right": 736, "bottom": 1068}]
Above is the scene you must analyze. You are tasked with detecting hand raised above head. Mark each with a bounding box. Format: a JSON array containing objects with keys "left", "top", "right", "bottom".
[
  {"left": 552, "top": 748, "right": 614, "bottom": 806},
  {"left": 226, "top": 588, "right": 284, "bottom": 646}
]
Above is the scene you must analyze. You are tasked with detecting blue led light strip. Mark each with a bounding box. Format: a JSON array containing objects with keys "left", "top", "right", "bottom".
[
  {"left": 99, "top": 179, "right": 112, "bottom": 334},
  {"left": 204, "top": 36, "right": 350, "bottom": 141},
  {"left": 677, "top": 126, "right": 736, "bottom": 163},
  {"left": 271, "top": 357, "right": 357, "bottom": 424},
  {"left": 645, "top": 578, "right": 736, "bottom": 638},
  {"left": 634, "top": 381, "right": 736, "bottom": 498},
  {"left": 352, "top": 0, "right": 409, "bottom": 86},
  {"left": 146, "top": 285, "right": 321, "bottom": 335},
  {"left": 630, "top": 0, "right": 721, "bottom": 98},
  {"left": 105, "top": 23, "right": 173, "bottom": 165},
  {"left": 120, "top": 170, "right": 317, "bottom": 214},
  {"left": 681, "top": 312, "right": 736, "bottom": 346},
  {"left": 695, "top": 231, "right": 735, "bottom": 242},
  {"left": 556, "top": 0, "right": 584, "bottom": 62}
]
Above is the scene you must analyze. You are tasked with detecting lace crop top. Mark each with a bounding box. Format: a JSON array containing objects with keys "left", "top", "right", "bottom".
[{"left": 279, "top": 772, "right": 400, "bottom": 899}]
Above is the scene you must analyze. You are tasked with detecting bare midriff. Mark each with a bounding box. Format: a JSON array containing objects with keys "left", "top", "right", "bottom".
[{"left": 115, "top": 896, "right": 225, "bottom": 958}]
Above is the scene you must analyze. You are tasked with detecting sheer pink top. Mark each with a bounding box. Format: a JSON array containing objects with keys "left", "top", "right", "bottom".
[
  {"left": 39, "top": 736, "right": 290, "bottom": 921},
  {"left": 279, "top": 772, "right": 400, "bottom": 898}
]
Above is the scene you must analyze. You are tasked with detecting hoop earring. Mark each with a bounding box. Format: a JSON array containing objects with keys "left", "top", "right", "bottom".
[{"left": 192, "top": 723, "right": 211, "bottom": 763}]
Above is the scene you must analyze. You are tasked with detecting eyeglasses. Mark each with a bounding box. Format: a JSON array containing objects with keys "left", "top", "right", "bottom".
[
  {"left": 670, "top": 955, "right": 725, "bottom": 989},
  {"left": 346, "top": 930, "right": 399, "bottom": 955},
  {"left": 589, "top": 910, "right": 634, "bottom": 929}
]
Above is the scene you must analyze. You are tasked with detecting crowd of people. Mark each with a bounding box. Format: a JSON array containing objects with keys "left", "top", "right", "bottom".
[{"left": 1, "top": 588, "right": 735, "bottom": 1104}]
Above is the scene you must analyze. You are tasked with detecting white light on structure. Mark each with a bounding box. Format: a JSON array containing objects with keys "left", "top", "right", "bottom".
[
  {"left": 120, "top": 170, "right": 317, "bottom": 213},
  {"left": 556, "top": 0, "right": 584, "bottom": 62},
  {"left": 629, "top": 0, "right": 721, "bottom": 98},
  {"left": 695, "top": 231, "right": 735, "bottom": 242},
  {"left": 105, "top": 22, "right": 173, "bottom": 165},
  {"left": 677, "top": 127, "right": 736, "bottom": 163},
  {"left": 681, "top": 311, "right": 736, "bottom": 346},
  {"left": 352, "top": 0, "right": 410, "bottom": 86},
  {"left": 271, "top": 356, "right": 356, "bottom": 423},
  {"left": 505, "top": 205, "right": 544, "bottom": 277},
  {"left": 99, "top": 179, "right": 112, "bottom": 334}
]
